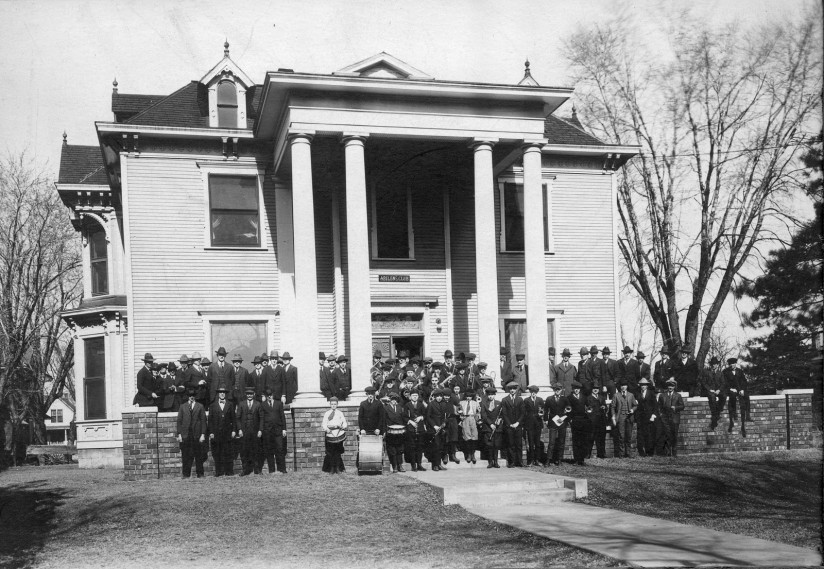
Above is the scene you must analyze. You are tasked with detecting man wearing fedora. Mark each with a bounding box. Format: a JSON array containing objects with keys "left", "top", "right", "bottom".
[
  {"left": 635, "top": 378, "right": 659, "bottom": 457},
  {"left": 543, "top": 382, "right": 569, "bottom": 466},
  {"left": 656, "top": 378, "right": 684, "bottom": 456},
  {"left": 582, "top": 345, "right": 602, "bottom": 393},
  {"left": 601, "top": 347, "right": 619, "bottom": 395},
  {"left": 265, "top": 350, "right": 285, "bottom": 402},
  {"left": 613, "top": 379, "right": 638, "bottom": 458},
  {"left": 281, "top": 352, "right": 298, "bottom": 405},
  {"left": 208, "top": 347, "right": 236, "bottom": 405},
  {"left": 567, "top": 380, "right": 590, "bottom": 466},
  {"left": 554, "top": 348, "right": 578, "bottom": 395},
  {"left": 701, "top": 356, "right": 727, "bottom": 430},
  {"left": 237, "top": 386, "right": 263, "bottom": 475},
  {"left": 618, "top": 346, "right": 641, "bottom": 396},
  {"left": 637, "top": 351, "right": 651, "bottom": 387},
  {"left": 177, "top": 387, "right": 207, "bottom": 478},
  {"left": 259, "top": 388, "right": 288, "bottom": 474},
  {"left": 230, "top": 353, "right": 248, "bottom": 404},
  {"left": 185, "top": 352, "right": 209, "bottom": 408},
  {"left": 653, "top": 348, "right": 674, "bottom": 390},
  {"left": 674, "top": 343, "right": 699, "bottom": 397},
  {"left": 319, "top": 352, "right": 339, "bottom": 401},
  {"left": 334, "top": 355, "right": 352, "bottom": 401},
  {"left": 208, "top": 386, "right": 237, "bottom": 476},
  {"left": 134, "top": 353, "right": 159, "bottom": 407},
  {"left": 724, "top": 357, "right": 750, "bottom": 437},
  {"left": 501, "top": 381, "right": 525, "bottom": 467}
]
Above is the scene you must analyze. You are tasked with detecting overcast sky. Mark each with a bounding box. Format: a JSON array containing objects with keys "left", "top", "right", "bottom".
[{"left": 0, "top": 0, "right": 813, "bottom": 352}]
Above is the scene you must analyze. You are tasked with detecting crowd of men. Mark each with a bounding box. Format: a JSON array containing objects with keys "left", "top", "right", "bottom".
[{"left": 134, "top": 342, "right": 753, "bottom": 476}]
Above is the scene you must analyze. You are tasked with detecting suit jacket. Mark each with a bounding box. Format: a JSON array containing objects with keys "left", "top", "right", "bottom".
[
  {"left": 135, "top": 366, "right": 156, "bottom": 406},
  {"left": 618, "top": 358, "right": 642, "bottom": 391},
  {"left": 185, "top": 365, "right": 209, "bottom": 404},
  {"left": 208, "top": 361, "right": 236, "bottom": 403},
  {"left": 566, "top": 392, "right": 589, "bottom": 422},
  {"left": 653, "top": 358, "right": 674, "bottom": 386},
  {"left": 282, "top": 364, "right": 298, "bottom": 404},
  {"left": 403, "top": 400, "right": 427, "bottom": 434},
  {"left": 177, "top": 401, "right": 207, "bottom": 442},
  {"left": 508, "top": 365, "right": 529, "bottom": 390},
  {"left": 636, "top": 388, "right": 659, "bottom": 423},
  {"left": 586, "top": 393, "right": 609, "bottom": 425},
  {"left": 232, "top": 366, "right": 250, "bottom": 403},
  {"left": 674, "top": 357, "right": 699, "bottom": 394},
  {"left": 207, "top": 400, "right": 236, "bottom": 441},
  {"left": 248, "top": 368, "right": 266, "bottom": 398},
  {"left": 658, "top": 389, "right": 684, "bottom": 419},
  {"left": 236, "top": 399, "right": 263, "bottom": 434},
  {"left": 701, "top": 367, "right": 726, "bottom": 393},
  {"left": 383, "top": 400, "right": 405, "bottom": 428},
  {"left": 639, "top": 363, "right": 651, "bottom": 382},
  {"left": 425, "top": 398, "right": 450, "bottom": 431},
  {"left": 500, "top": 394, "right": 525, "bottom": 427},
  {"left": 543, "top": 394, "right": 570, "bottom": 427},
  {"left": 723, "top": 367, "right": 748, "bottom": 393},
  {"left": 260, "top": 399, "right": 287, "bottom": 433},
  {"left": 157, "top": 373, "right": 177, "bottom": 410},
  {"left": 333, "top": 367, "right": 352, "bottom": 399},
  {"left": 554, "top": 361, "right": 578, "bottom": 394},
  {"left": 584, "top": 358, "right": 603, "bottom": 391},
  {"left": 319, "top": 367, "right": 337, "bottom": 400},
  {"left": 358, "top": 398, "right": 386, "bottom": 433},
  {"left": 480, "top": 399, "right": 503, "bottom": 433},
  {"left": 613, "top": 390, "right": 638, "bottom": 419},
  {"left": 602, "top": 358, "right": 619, "bottom": 390},
  {"left": 523, "top": 396, "right": 545, "bottom": 428}
]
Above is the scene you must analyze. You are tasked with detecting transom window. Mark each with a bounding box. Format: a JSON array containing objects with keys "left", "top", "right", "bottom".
[
  {"left": 499, "top": 181, "right": 554, "bottom": 253},
  {"left": 217, "top": 81, "right": 238, "bottom": 128},
  {"left": 371, "top": 183, "right": 414, "bottom": 259},
  {"left": 209, "top": 174, "right": 260, "bottom": 247},
  {"left": 89, "top": 225, "right": 108, "bottom": 296}
]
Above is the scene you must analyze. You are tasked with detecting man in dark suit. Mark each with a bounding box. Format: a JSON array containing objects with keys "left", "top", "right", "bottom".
[
  {"left": 613, "top": 379, "right": 638, "bottom": 458},
  {"left": 156, "top": 362, "right": 177, "bottom": 412},
  {"left": 701, "top": 356, "right": 727, "bottom": 430},
  {"left": 358, "top": 386, "right": 385, "bottom": 435},
  {"left": 586, "top": 385, "right": 609, "bottom": 459},
  {"left": 208, "top": 347, "right": 236, "bottom": 404},
  {"left": 236, "top": 387, "right": 263, "bottom": 475},
  {"left": 724, "top": 357, "right": 750, "bottom": 437},
  {"left": 333, "top": 355, "right": 352, "bottom": 400},
  {"left": 501, "top": 382, "right": 525, "bottom": 467},
  {"left": 185, "top": 352, "right": 209, "bottom": 408},
  {"left": 674, "top": 343, "right": 699, "bottom": 397},
  {"left": 523, "top": 385, "right": 545, "bottom": 466},
  {"left": 134, "top": 353, "right": 158, "bottom": 407},
  {"left": 508, "top": 355, "right": 529, "bottom": 393},
  {"left": 281, "top": 352, "right": 298, "bottom": 404},
  {"left": 583, "top": 345, "right": 602, "bottom": 392},
  {"left": 177, "top": 387, "right": 207, "bottom": 478},
  {"left": 319, "top": 352, "right": 339, "bottom": 400},
  {"left": 267, "top": 351, "right": 285, "bottom": 402},
  {"left": 656, "top": 378, "right": 685, "bottom": 455},
  {"left": 635, "top": 378, "right": 660, "bottom": 456},
  {"left": 207, "top": 386, "right": 236, "bottom": 476},
  {"left": 637, "top": 352, "right": 651, "bottom": 387},
  {"left": 480, "top": 387, "right": 503, "bottom": 468},
  {"left": 567, "top": 380, "right": 591, "bottom": 466},
  {"left": 425, "top": 389, "right": 450, "bottom": 471},
  {"left": 230, "top": 353, "right": 249, "bottom": 404},
  {"left": 601, "top": 346, "right": 619, "bottom": 395},
  {"left": 543, "top": 383, "right": 569, "bottom": 466},
  {"left": 653, "top": 348, "right": 674, "bottom": 389},
  {"left": 247, "top": 355, "right": 266, "bottom": 399},
  {"left": 618, "top": 346, "right": 642, "bottom": 396},
  {"left": 259, "top": 389, "right": 287, "bottom": 473},
  {"left": 554, "top": 348, "right": 578, "bottom": 395}
]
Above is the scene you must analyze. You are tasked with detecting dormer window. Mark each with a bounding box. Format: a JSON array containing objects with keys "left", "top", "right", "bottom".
[{"left": 217, "top": 80, "right": 238, "bottom": 127}]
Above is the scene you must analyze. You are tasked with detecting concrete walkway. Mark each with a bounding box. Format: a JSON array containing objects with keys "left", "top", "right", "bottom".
[{"left": 403, "top": 459, "right": 822, "bottom": 567}]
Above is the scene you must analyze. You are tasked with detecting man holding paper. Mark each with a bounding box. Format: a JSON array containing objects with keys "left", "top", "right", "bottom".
[{"left": 543, "top": 382, "right": 569, "bottom": 466}]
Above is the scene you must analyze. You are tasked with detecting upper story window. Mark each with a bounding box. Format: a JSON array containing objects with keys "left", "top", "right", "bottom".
[
  {"left": 217, "top": 81, "right": 238, "bottom": 128},
  {"left": 89, "top": 225, "right": 108, "bottom": 296},
  {"left": 499, "top": 180, "right": 554, "bottom": 253},
  {"left": 209, "top": 174, "right": 260, "bottom": 247},
  {"left": 371, "top": 184, "right": 414, "bottom": 260},
  {"left": 50, "top": 409, "right": 63, "bottom": 423}
]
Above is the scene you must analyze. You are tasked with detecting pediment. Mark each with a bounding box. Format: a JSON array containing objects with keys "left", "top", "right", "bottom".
[
  {"left": 200, "top": 56, "right": 254, "bottom": 88},
  {"left": 334, "top": 52, "right": 433, "bottom": 80}
]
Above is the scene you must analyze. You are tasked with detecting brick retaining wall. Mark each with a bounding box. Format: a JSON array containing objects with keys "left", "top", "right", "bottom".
[{"left": 122, "top": 390, "right": 820, "bottom": 480}]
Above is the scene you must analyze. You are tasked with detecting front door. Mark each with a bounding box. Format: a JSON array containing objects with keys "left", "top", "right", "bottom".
[{"left": 391, "top": 336, "right": 424, "bottom": 360}]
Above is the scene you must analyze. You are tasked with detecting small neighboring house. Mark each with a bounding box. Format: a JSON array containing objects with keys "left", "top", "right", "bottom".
[{"left": 45, "top": 398, "right": 75, "bottom": 445}]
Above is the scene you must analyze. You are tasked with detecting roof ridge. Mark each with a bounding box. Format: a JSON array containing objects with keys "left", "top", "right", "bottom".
[{"left": 124, "top": 81, "right": 198, "bottom": 125}]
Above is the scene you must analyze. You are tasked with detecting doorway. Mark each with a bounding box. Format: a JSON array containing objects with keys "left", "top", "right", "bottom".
[{"left": 391, "top": 336, "right": 424, "bottom": 359}]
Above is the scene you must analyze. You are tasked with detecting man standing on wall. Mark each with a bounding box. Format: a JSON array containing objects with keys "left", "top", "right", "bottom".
[
  {"left": 724, "top": 357, "right": 750, "bottom": 437},
  {"left": 281, "top": 352, "right": 298, "bottom": 405},
  {"left": 177, "top": 387, "right": 207, "bottom": 478},
  {"left": 135, "top": 353, "right": 159, "bottom": 407},
  {"left": 209, "top": 347, "right": 236, "bottom": 405},
  {"left": 674, "top": 343, "right": 699, "bottom": 397}
]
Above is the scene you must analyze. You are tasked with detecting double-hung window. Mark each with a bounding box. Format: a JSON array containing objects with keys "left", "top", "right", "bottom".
[
  {"left": 371, "top": 183, "right": 414, "bottom": 260},
  {"left": 89, "top": 225, "right": 108, "bottom": 296},
  {"left": 499, "top": 179, "right": 554, "bottom": 253},
  {"left": 217, "top": 81, "right": 238, "bottom": 128},
  {"left": 84, "top": 337, "right": 106, "bottom": 420},
  {"left": 209, "top": 174, "right": 261, "bottom": 247}
]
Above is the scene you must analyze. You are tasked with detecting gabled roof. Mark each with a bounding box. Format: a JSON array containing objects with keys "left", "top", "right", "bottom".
[
  {"left": 334, "top": 52, "right": 433, "bottom": 80},
  {"left": 544, "top": 114, "right": 607, "bottom": 146},
  {"left": 58, "top": 144, "right": 107, "bottom": 184},
  {"left": 112, "top": 92, "right": 165, "bottom": 123}
]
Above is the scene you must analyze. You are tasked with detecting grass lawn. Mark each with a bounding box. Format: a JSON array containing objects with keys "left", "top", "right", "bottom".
[
  {"left": 0, "top": 466, "right": 616, "bottom": 569},
  {"left": 538, "top": 448, "right": 822, "bottom": 551}
]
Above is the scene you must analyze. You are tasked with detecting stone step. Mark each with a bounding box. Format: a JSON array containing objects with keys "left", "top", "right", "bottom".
[{"left": 444, "top": 487, "right": 575, "bottom": 507}]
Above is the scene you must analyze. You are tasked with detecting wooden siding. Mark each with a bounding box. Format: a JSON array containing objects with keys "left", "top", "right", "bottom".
[
  {"left": 495, "top": 166, "right": 619, "bottom": 351},
  {"left": 449, "top": 172, "right": 480, "bottom": 355},
  {"left": 124, "top": 156, "right": 279, "bottom": 373},
  {"left": 314, "top": 188, "right": 337, "bottom": 356}
]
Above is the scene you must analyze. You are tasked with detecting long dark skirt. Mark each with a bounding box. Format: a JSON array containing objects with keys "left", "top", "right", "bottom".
[{"left": 322, "top": 440, "right": 345, "bottom": 473}]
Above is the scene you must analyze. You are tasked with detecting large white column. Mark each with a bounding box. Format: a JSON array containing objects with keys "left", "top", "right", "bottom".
[
  {"left": 472, "top": 140, "right": 501, "bottom": 366},
  {"left": 342, "top": 135, "right": 373, "bottom": 394},
  {"left": 522, "top": 143, "right": 550, "bottom": 388},
  {"left": 289, "top": 133, "right": 319, "bottom": 391}
]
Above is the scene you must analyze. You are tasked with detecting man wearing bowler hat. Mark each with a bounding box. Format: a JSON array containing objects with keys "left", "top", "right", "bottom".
[
  {"left": 209, "top": 347, "right": 236, "bottom": 405},
  {"left": 208, "top": 386, "right": 236, "bottom": 476},
  {"left": 134, "top": 353, "right": 159, "bottom": 407},
  {"left": 230, "top": 353, "right": 248, "bottom": 404},
  {"left": 177, "top": 387, "right": 207, "bottom": 478},
  {"left": 281, "top": 352, "right": 298, "bottom": 405},
  {"left": 701, "top": 356, "right": 727, "bottom": 430},
  {"left": 509, "top": 354, "right": 528, "bottom": 392}
]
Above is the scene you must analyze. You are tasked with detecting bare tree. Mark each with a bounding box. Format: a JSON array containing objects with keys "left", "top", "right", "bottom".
[
  {"left": 0, "top": 153, "right": 81, "bottom": 462},
  {"left": 564, "top": 7, "right": 822, "bottom": 368}
]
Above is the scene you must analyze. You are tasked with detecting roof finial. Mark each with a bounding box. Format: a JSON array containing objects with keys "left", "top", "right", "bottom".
[
  {"left": 112, "top": 77, "right": 118, "bottom": 93},
  {"left": 224, "top": 39, "right": 230, "bottom": 57},
  {"left": 518, "top": 57, "right": 540, "bottom": 86},
  {"left": 572, "top": 103, "right": 577, "bottom": 118},
  {"left": 63, "top": 131, "right": 68, "bottom": 146}
]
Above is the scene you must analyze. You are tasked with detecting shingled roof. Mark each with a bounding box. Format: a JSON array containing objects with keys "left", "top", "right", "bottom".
[
  {"left": 58, "top": 144, "right": 107, "bottom": 185},
  {"left": 121, "top": 82, "right": 262, "bottom": 129},
  {"left": 112, "top": 92, "right": 165, "bottom": 123},
  {"left": 544, "top": 114, "right": 606, "bottom": 146}
]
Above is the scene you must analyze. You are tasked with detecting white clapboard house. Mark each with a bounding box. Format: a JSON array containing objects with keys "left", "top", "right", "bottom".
[{"left": 57, "top": 47, "right": 637, "bottom": 467}]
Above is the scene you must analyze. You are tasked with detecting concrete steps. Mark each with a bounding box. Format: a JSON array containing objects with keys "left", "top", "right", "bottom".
[{"left": 445, "top": 486, "right": 576, "bottom": 507}]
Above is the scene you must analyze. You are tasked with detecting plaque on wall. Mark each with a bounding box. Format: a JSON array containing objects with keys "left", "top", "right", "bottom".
[{"left": 378, "top": 275, "right": 410, "bottom": 283}]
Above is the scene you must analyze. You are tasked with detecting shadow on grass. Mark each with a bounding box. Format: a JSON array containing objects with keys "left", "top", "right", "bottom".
[{"left": 0, "top": 480, "right": 132, "bottom": 569}]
